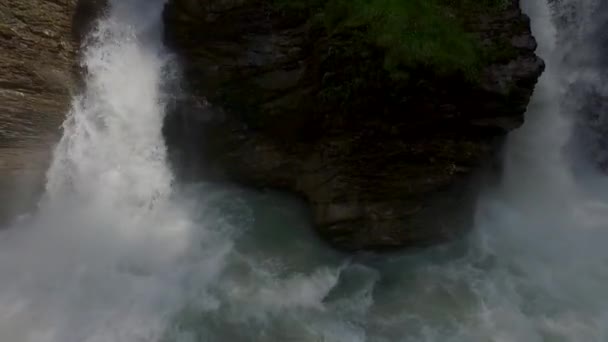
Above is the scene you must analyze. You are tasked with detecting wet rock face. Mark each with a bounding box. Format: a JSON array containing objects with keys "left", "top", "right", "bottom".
[
  {"left": 0, "top": 0, "right": 106, "bottom": 224},
  {"left": 0, "top": 0, "right": 77, "bottom": 223},
  {"left": 0, "top": 0, "right": 108, "bottom": 147},
  {"left": 0, "top": 0, "right": 78, "bottom": 146},
  {"left": 163, "top": 0, "right": 544, "bottom": 250}
]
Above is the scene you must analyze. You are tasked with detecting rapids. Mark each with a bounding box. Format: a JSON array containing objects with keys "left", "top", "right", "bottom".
[{"left": 1, "top": 0, "right": 608, "bottom": 341}]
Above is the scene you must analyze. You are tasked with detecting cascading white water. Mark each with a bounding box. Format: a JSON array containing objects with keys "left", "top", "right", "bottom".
[
  {"left": 0, "top": 1, "right": 210, "bottom": 341},
  {"left": 46, "top": 1, "right": 173, "bottom": 209},
  {"left": 0, "top": 1, "right": 342, "bottom": 341},
  {"left": 2, "top": 0, "right": 608, "bottom": 341}
]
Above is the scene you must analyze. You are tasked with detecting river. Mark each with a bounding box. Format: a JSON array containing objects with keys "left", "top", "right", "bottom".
[{"left": 0, "top": 0, "right": 607, "bottom": 341}]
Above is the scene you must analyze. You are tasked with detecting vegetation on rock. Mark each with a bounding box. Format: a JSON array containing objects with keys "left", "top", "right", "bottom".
[{"left": 274, "top": 0, "right": 509, "bottom": 79}]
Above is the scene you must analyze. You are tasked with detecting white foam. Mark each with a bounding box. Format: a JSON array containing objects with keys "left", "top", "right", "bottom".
[{"left": 2, "top": 0, "right": 608, "bottom": 340}]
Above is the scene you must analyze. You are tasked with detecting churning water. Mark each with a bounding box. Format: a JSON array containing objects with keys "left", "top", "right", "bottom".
[{"left": 1, "top": 0, "right": 608, "bottom": 341}]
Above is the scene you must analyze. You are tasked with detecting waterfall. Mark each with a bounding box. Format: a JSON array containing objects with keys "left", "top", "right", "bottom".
[
  {"left": 1, "top": 0, "right": 608, "bottom": 341},
  {"left": 0, "top": 1, "right": 210, "bottom": 341}
]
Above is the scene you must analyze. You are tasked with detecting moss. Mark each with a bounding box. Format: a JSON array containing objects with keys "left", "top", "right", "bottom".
[
  {"left": 324, "top": 0, "right": 478, "bottom": 78},
  {"left": 273, "top": 0, "right": 510, "bottom": 79}
]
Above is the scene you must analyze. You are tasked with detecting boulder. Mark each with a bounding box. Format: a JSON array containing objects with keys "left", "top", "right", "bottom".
[{"left": 163, "top": 0, "right": 544, "bottom": 250}]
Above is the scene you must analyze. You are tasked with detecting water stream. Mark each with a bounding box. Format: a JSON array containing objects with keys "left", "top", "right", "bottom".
[{"left": 1, "top": 0, "right": 607, "bottom": 341}]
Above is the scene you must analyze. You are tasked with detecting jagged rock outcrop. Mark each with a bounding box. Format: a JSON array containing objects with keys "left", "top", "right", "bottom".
[{"left": 163, "top": 0, "right": 544, "bottom": 250}]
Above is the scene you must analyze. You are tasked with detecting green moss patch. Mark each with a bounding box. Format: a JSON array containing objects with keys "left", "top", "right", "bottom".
[{"left": 273, "top": 0, "right": 510, "bottom": 78}]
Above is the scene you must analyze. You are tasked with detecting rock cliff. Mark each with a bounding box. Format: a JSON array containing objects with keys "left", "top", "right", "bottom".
[
  {"left": 163, "top": 0, "right": 544, "bottom": 250},
  {"left": 0, "top": 0, "right": 543, "bottom": 247},
  {"left": 0, "top": 0, "right": 104, "bottom": 223},
  {"left": 0, "top": 0, "right": 78, "bottom": 145}
]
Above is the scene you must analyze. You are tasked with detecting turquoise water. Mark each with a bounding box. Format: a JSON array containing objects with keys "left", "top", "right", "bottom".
[{"left": 2, "top": 0, "right": 608, "bottom": 340}]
